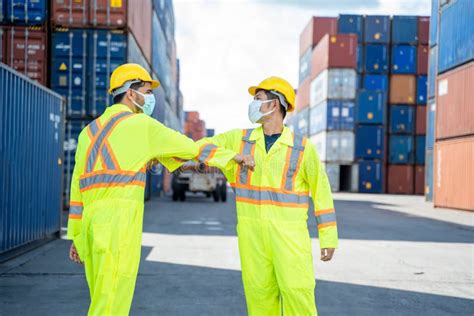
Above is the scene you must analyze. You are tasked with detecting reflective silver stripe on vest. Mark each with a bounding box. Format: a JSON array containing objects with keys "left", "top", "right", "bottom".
[
  {"left": 284, "top": 133, "right": 305, "bottom": 191},
  {"left": 239, "top": 129, "right": 255, "bottom": 184},
  {"left": 316, "top": 212, "right": 337, "bottom": 225},
  {"left": 197, "top": 144, "right": 217, "bottom": 162},
  {"left": 69, "top": 205, "right": 83, "bottom": 215},
  {"left": 235, "top": 187, "right": 309, "bottom": 205},
  {"left": 79, "top": 172, "right": 147, "bottom": 190},
  {"left": 100, "top": 145, "right": 117, "bottom": 170},
  {"left": 86, "top": 112, "right": 132, "bottom": 173},
  {"left": 89, "top": 120, "right": 99, "bottom": 136}
]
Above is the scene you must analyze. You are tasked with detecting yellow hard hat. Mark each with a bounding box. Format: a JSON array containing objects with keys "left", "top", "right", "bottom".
[
  {"left": 248, "top": 76, "right": 296, "bottom": 112},
  {"left": 108, "top": 63, "right": 160, "bottom": 95}
]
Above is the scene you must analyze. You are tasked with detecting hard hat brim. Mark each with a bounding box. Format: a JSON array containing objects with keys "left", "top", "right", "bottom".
[
  {"left": 248, "top": 86, "right": 260, "bottom": 96},
  {"left": 150, "top": 79, "right": 160, "bottom": 89}
]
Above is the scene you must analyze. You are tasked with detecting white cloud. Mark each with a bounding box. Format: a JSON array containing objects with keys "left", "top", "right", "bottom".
[{"left": 174, "top": 0, "right": 430, "bottom": 133}]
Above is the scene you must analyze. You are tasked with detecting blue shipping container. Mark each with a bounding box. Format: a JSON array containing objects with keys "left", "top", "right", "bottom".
[
  {"left": 428, "top": 46, "right": 438, "bottom": 99},
  {"left": 430, "top": 0, "right": 439, "bottom": 46},
  {"left": 426, "top": 100, "right": 436, "bottom": 150},
  {"left": 153, "top": 0, "right": 175, "bottom": 44},
  {"left": 299, "top": 47, "right": 312, "bottom": 84},
  {"left": 338, "top": 14, "right": 364, "bottom": 42},
  {"left": 0, "top": 64, "right": 64, "bottom": 256},
  {"left": 416, "top": 135, "right": 426, "bottom": 164},
  {"left": 206, "top": 129, "right": 215, "bottom": 137},
  {"left": 364, "top": 15, "right": 391, "bottom": 44},
  {"left": 389, "top": 135, "right": 415, "bottom": 164},
  {"left": 309, "top": 100, "right": 355, "bottom": 135},
  {"left": 0, "top": 0, "right": 3, "bottom": 23},
  {"left": 88, "top": 30, "right": 127, "bottom": 118},
  {"left": 391, "top": 15, "right": 418, "bottom": 44},
  {"left": 425, "top": 149, "right": 433, "bottom": 201},
  {"left": 5, "top": 0, "right": 46, "bottom": 25},
  {"left": 389, "top": 105, "right": 415, "bottom": 134},
  {"left": 355, "top": 125, "right": 385, "bottom": 159},
  {"left": 358, "top": 160, "right": 385, "bottom": 193},
  {"left": 391, "top": 45, "right": 417, "bottom": 74},
  {"left": 364, "top": 44, "right": 389, "bottom": 73},
  {"left": 295, "top": 107, "right": 309, "bottom": 136},
  {"left": 363, "top": 74, "right": 389, "bottom": 90},
  {"left": 438, "top": 0, "right": 474, "bottom": 73},
  {"left": 51, "top": 29, "right": 88, "bottom": 118},
  {"left": 152, "top": 11, "right": 171, "bottom": 99},
  {"left": 417, "top": 75, "right": 428, "bottom": 104},
  {"left": 356, "top": 90, "right": 387, "bottom": 125},
  {"left": 356, "top": 44, "right": 363, "bottom": 73}
]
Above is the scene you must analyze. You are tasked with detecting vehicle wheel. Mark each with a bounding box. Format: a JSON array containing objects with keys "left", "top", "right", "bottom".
[
  {"left": 205, "top": 192, "right": 211, "bottom": 198},
  {"left": 213, "top": 188, "right": 220, "bottom": 202},
  {"left": 172, "top": 190, "right": 179, "bottom": 201},
  {"left": 179, "top": 190, "right": 186, "bottom": 201},
  {"left": 220, "top": 184, "right": 227, "bottom": 202}
]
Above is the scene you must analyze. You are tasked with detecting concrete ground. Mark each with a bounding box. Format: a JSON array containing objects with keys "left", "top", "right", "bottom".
[{"left": 0, "top": 192, "right": 473, "bottom": 315}]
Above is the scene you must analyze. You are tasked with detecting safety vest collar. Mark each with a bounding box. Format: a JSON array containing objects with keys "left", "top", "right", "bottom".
[
  {"left": 249, "top": 125, "right": 295, "bottom": 147},
  {"left": 106, "top": 103, "right": 135, "bottom": 115}
]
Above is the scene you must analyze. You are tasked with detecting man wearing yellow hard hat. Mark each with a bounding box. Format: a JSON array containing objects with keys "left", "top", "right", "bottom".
[
  {"left": 66, "top": 63, "right": 254, "bottom": 315},
  {"left": 193, "top": 76, "right": 338, "bottom": 315}
]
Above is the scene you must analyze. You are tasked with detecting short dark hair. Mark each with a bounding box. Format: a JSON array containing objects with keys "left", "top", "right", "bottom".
[
  {"left": 258, "top": 89, "right": 287, "bottom": 119},
  {"left": 112, "top": 81, "right": 146, "bottom": 104}
]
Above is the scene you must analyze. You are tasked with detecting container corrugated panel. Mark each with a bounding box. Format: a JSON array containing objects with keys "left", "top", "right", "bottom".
[
  {"left": 296, "top": 78, "right": 310, "bottom": 111},
  {"left": 417, "top": 45, "right": 429, "bottom": 75},
  {"left": 389, "top": 105, "right": 415, "bottom": 134},
  {"left": 355, "top": 125, "right": 385, "bottom": 159},
  {"left": 152, "top": 11, "right": 171, "bottom": 99},
  {"left": 309, "top": 100, "right": 355, "bottom": 135},
  {"left": 151, "top": 83, "right": 167, "bottom": 123},
  {"left": 425, "top": 149, "right": 433, "bottom": 201},
  {"left": 310, "top": 131, "right": 355, "bottom": 163},
  {"left": 128, "top": 0, "right": 152, "bottom": 65},
  {"left": 0, "top": 28, "right": 4, "bottom": 63},
  {"left": 387, "top": 165, "right": 414, "bottom": 194},
  {"left": 389, "top": 74, "right": 416, "bottom": 104},
  {"left": 127, "top": 32, "right": 151, "bottom": 74},
  {"left": 428, "top": 46, "right": 438, "bottom": 99},
  {"left": 322, "top": 163, "right": 340, "bottom": 192},
  {"left": 436, "top": 61, "right": 474, "bottom": 140},
  {"left": 299, "top": 17, "right": 338, "bottom": 56},
  {"left": 426, "top": 100, "right": 436, "bottom": 149},
  {"left": 0, "top": 64, "right": 65, "bottom": 255},
  {"left": 391, "top": 16, "right": 418, "bottom": 44},
  {"left": 338, "top": 14, "right": 364, "bottom": 43},
  {"left": 415, "top": 165, "right": 425, "bottom": 195},
  {"left": 356, "top": 90, "right": 387, "bottom": 125},
  {"left": 5, "top": 26, "right": 47, "bottom": 85},
  {"left": 153, "top": 0, "right": 175, "bottom": 44},
  {"left": 364, "top": 15, "right": 390, "bottom": 44},
  {"left": 51, "top": 29, "right": 88, "bottom": 118},
  {"left": 363, "top": 74, "right": 389, "bottom": 90},
  {"left": 438, "top": 0, "right": 474, "bottom": 73},
  {"left": 295, "top": 107, "right": 309, "bottom": 136},
  {"left": 299, "top": 47, "right": 312, "bottom": 84},
  {"left": 5, "top": 0, "right": 47, "bottom": 25},
  {"left": 416, "top": 105, "right": 427, "bottom": 135},
  {"left": 0, "top": 0, "right": 4, "bottom": 23},
  {"left": 416, "top": 135, "right": 426, "bottom": 164},
  {"left": 89, "top": 0, "right": 127, "bottom": 28},
  {"left": 418, "top": 16, "right": 430, "bottom": 45},
  {"left": 430, "top": 0, "right": 439, "bottom": 46},
  {"left": 391, "top": 45, "right": 417, "bottom": 74},
  {"left": 63, "top": 120, "right": 88, "bottom": 208},
  {"left": 358, "top": 160, "right": 385, "bottom": 193},
  {"left": 356, "top": 44, "right": 363, "bottom": 72},
  {"left": 364, "top": 44, "right": 389, "bottom": 73},
  {"left": 310, "top": 69, "right": 357, "bottom": 107},
  {"left": 389, "top": 135, "right": 415, "bottom": 164},
  {"left": 434, "top": 137, "right": 474, "bottom": 211},
  {"left": 417, "top": 75, "right": 427, "bottom": 104},
  {"left": 88, "top": 30, "right": 127, "bottom": 118},
  {"left": 51, "top": 0, "right": 88, "bottom": 27}
]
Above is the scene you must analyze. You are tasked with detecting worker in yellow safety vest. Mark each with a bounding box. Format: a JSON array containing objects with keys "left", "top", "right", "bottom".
[
  {"left": 194, "top": 77, "right": 338, "bottom": 315},
  {"left": 66, "top": 63, "right": 254, "bottom": 316}
]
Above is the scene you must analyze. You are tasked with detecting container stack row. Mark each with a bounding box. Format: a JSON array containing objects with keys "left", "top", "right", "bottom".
[
  {"left": 429, "top": 0, "right": 474, "bottom": 211},
  {"left": 290, "top": 14, "right": 430, "bottom": 194}
]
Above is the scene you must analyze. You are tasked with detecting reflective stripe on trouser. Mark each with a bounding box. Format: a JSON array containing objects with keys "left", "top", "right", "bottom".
[{"left": 74, "top": 199, "right": 143, "bottom": 316}]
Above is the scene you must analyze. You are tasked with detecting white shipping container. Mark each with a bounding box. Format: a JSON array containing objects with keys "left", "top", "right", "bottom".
[
  {"left": 310, "top": 69, "right": 357, "bottom": 107},
  {"left": 311, "top": 131, "right": 355, "bottom": 163}
]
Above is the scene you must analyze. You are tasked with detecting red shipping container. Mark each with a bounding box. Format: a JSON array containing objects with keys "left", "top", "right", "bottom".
[
  {"left": 390, "top": 75, "right": 416, "bottom": 104},
  {"left": 52, "top": 0, "right": 89, "bottom": 27},
  {"left": 90, "top": 0, "right": 127, "bottom": 28},
  {"left": 295, "top": 78, "right": 310, "bottom": 111},
  {"left": 186, "top": 111, "right": 200, "bottom": 123},
  {"left": 436, "top": 61, "right": 474, "bottom": 140},
  {"left": 299, "top": 17, "right": 338, "bottom": 57},
  {"left": 5, "top": 27, "right": 47, "bottom": 85},
  {"left": 416, "top": 106, "right": 427, "bottom": 135},
  {"left": 434, "top": 137, "right": 474, "bottom": 211},
  {"left": 310, "top": 34, "right": 357, "bottom": 79},
  {"left": 418, "top": 16, "right": 430, "bottom": 45},
  {"left": 127, "top": 0, "right": 153, "bottom": 67},
  {"left": 415, "top": 165, "right": 425, "bottom": 195},
  {"left": 1, "top": 27, "right": 5, "bottom": 63},
  {"left": 388, "top": 165, "right": 415, "bottom": 194},
  {"left": 417, "top": 45, "right": 428, "bottom": 75}
]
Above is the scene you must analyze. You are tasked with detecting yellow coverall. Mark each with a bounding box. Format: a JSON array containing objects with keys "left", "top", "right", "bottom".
[
  {"left": 67, "top": 104, "right": 237, "bottom": 315},
  {"left": 196, "top": 126, "right": 338, "bottom": 316}
]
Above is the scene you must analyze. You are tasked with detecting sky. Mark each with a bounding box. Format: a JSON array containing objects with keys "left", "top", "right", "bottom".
[{"left": 174, "top": 0, "right": 431, "bottom": 133}]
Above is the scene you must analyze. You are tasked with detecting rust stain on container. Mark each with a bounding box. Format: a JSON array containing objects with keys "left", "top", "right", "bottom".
[
  {"left": 299, "top": 17, "right": 338, "bottom": 57},
  {"left": 418, "top": 16, "right": 430, "bottom": 45},
  {"left": 387, "top": 165, "right": 414, "bottom": 194},
  {"left": 434, "top": 137, "right": 474, "bottom": 211},
  {"left": 52, "top": 0, "right": 89, "bottom": 27},
  {"left": 415, "top": 165, "right": 425, "bottom": 195},
  {"left": 436, "top": 61, "right": 474, "bottom": 140},
  {"left": 296, "top": 78, "right": 311, "bottom": 111},
  {"left": 390, "top": 74, "right": 416, "bottom": 104},
  {"left": 416, "top": 105, "right": 427, "bottom": 135}
]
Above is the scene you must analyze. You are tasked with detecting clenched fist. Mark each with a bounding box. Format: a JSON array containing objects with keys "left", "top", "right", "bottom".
[{"left": 234, "top": 154, "right": 256, "bottom": 171}]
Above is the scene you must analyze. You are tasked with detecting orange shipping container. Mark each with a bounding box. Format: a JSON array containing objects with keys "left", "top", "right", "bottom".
[
  {"left": 299, "top": 17, "right": 338, "bottom": 57},
  {"left": 295, "top": 78, "right": 310, "bottom": 111},
  {"left": 436, "top": 61, "right": 474, "bottom": 140},
  {"left": 390, "top": 75, "right": 416, "bottom": 104},
  {"left": 415, "top": 165, "right": 425, "bottom": 195},
  {"left": 186, "top": 111, "right": 200, "bottom": 123},
  {"left": 416, "top": 106, "right": 426, "bottom": 135},
  {"left": 434, "top": 137, "right": 474, "bottom": 211},
  {"left": 90, "top": 0, "right": 127, "bottom": 28}
]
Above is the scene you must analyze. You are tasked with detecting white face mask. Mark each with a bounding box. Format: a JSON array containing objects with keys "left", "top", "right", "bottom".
[{"left": 248, "top": 99, "right": 276, "bottom": 124}]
